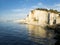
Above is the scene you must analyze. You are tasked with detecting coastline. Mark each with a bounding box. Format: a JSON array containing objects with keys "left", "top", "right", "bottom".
[{"left": 19, "top": 19, "right": 60, "bottom": 29}]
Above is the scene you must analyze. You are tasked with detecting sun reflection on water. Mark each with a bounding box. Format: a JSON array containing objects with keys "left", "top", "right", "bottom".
[{"left": 26, "top": 24, "right": 55, "bottom": 45}]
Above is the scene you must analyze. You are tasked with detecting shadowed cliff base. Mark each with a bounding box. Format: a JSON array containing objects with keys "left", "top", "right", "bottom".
[
  {"left": 46, "top": 24, "right": 60, "bottom": 45},
  {"left": 46, "top": 24, "right": 60, "bottom": 30}
]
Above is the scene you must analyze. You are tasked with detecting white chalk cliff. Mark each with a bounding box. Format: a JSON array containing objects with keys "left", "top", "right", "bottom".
[{"left": 20, "top": 8, "right": 60, "bottom": 27}]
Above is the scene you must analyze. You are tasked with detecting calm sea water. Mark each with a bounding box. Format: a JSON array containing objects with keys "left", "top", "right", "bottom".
[{"left": 0, "top": 22, "right": 56, "bottom": 45}]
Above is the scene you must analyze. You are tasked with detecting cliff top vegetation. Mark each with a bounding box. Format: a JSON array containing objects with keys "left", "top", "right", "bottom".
[{"left": 35, "top": 8, "right": 60, "bottom": 14}]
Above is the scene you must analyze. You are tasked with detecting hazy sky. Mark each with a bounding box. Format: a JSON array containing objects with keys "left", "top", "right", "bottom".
[{"left": 0, "top": 0, "right": 60, "bottom": 21}]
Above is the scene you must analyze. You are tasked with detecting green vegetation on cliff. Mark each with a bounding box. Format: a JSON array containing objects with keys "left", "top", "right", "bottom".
[{"left": 35, "top": 8, "right": 60, "bottom": 14}]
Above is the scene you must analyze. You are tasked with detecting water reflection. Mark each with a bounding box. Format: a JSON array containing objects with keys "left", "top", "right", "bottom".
[{"left": 26, "top": 25, "right": 55, "bottom": 45}]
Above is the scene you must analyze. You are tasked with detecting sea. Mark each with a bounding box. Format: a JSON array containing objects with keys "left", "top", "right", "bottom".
[{"left": 0, "top": 21, "right": 59, "bottom": 45}]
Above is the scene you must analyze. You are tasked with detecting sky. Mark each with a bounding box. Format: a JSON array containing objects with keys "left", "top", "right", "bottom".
[{"left": 0, "top": 0, "right": 60, "bottom": 21}]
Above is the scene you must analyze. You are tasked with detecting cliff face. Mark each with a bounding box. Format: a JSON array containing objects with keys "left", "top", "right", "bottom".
[
  {"left": 25, "top": 9, "right": 60, "bottom": 26},
  {"left": 56, "top": 16, "right": 60, "bottom": 24},
  {"left": 18, "top": 8, "right": 60, "bottom": 27},
  {"left": 49, "top": 13, "right": 57, "bottom": 25},
  {"left": 26, "top": 10, "right": 48, "bottom": 26},
  {"left": 34, "top": 10, "right": 48, "bottom": 26}
]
